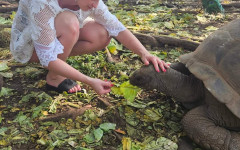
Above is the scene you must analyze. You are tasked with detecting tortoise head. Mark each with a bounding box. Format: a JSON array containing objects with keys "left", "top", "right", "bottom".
[{"left": 130, "top": 64, "right": 159, "bottom": 90}]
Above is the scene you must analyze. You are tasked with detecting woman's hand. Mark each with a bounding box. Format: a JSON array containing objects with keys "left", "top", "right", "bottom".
[
  {"left": 89, "top": 78, "right": 113, "bottom": 95},
  {"left": 115, "top": 30, "right": 170, "bottom": 72},
  {"left": 141, "top": 53, "right": 170, "bottom": 72}
]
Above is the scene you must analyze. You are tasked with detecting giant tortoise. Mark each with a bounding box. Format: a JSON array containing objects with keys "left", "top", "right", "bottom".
[{"left": 130, "top": 19, "right": 240, "bottom": 150}]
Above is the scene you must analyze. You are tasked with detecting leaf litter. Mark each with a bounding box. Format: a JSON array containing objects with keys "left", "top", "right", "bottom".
[{"left": 0, "top": 0, "right": 239, "bottom": 149}]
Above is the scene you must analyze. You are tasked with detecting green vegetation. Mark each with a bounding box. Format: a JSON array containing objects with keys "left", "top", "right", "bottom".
[{"left": 0, "top": 0, "right": 239, "bottom": 149}]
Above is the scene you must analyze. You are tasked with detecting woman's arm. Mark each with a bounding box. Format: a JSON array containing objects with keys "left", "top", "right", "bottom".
[
  {"left": 89, "top": 0, "right": 168, "bottom": 72},
  {"left": 115, "top": 29, "right": 148, "bottom": 57},
  {"left": 47, "top": 58, "right": 112, "bottom": 94},
  {"left": 116, "top": 29, "right": 169, "bottom": 72}
]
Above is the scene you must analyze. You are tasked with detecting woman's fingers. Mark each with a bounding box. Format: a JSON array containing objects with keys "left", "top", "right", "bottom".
[{"left": 94, "top": 80, "right": 114, "bottom": 95}]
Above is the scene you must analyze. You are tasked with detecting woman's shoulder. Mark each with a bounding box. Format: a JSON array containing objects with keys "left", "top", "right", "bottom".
[
  {"left": 92, "top": 0, "right": 108, "bottom": 11},
  {"left": 28, "top": 0, "right": 58, "bottom": 6},
  {"left": 98, "top": 0, "right": 107, "bottom": 8},
  {"left": 27, "top": 0, "right": 60, "bottom": 13}
]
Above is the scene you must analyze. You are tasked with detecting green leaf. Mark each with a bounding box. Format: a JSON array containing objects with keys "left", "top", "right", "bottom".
[
  {"left": 99, "top": 123, "right": 116, "bottom": 132},
  {"left": 0, "top": 62, "right": 9, "bottom": 72},
  {"left": 108, "top": 45, "right": 118, "bottom": 55},
  {"left": 167, "top": 121, "right": 182, "bottom": 132},
  {"left": 0, "top": 87, "right": 13, "bottom": 97},
  {"left": 164, "top": 21, "right": 174, "bottom": 29},
  {"left": 107, "top": 0, "right": 119, "bottom": 6},
  {"left": 205, "top": 26, "right": 218, "bottom": 31},
  {"left": 14, "top": 114, "right": 27, "bottom": 123},
  {"left": 84, "top": 109, "right": 97, "bottom": 121},
  {"left": 93, "top": 128, "right": 103, "bottom": 142},
  {"left": 111, "top": 81, "right": 141, "bottom": 102},
  {"left": 111, "top": 86, "right": 122, "bottom": 96},
  {"left": 83, "top": 132, "right": 95, "bottom": 144},
  {"left": 32, "top": 105, "right": 43, "bottom": 119},
  {"left": 37, "top": 92, "right": 52, "bottom": 101},
  {"left": 49, "top": 99, "right": 58, "bottom": 114},
  {"left": 126, "top": 101, "right": 147, "bottom": 109},
  {"left": 12, "top": 136, "right": 28, "bottom": 143},
  {"left": 0, "top": 140, "right": 8, "bottom": 146},
  {"left": 13, "top": 112, "right": 33, "bottom": 127},
  {"left": 0, "top": 127, "right": 8, "bottom": 136},
  {"left": 10, "top": 11, "right": 16, "bottom": 21},
  {"left": 50, "top": 130, "right": 69, "bottom": 140},
  {"left": 0, "top": 72, "right": 13, "bottom": 78},
  {"left": 120, "top": 81, "right": 141, "bottom": 102},
  {"left": 145, "top": 137, "right": 178, "bottom": 150},
  {"left": 37, "top": 137, "right": 48, "bottom": 145},
  {"left": 0, "top": 17, "right": 12, "bottom": 25},
  {"left": 19, "top": 93, "right": 37, "bottom": 103},
  {"left": 196, "top": 15, "right": 207, "bottom": 23},
  {"left": 126, "top": 114, "right": 139, "bottom": 127},
  {"left": 150, "top": 51, "right": 167, "bottom": 60},
  {"left": 52, "top": 139, "right": 65, "bottom": 147},
  {"left": 144, "top": 109, "right": 162, "bottom": 122},
  {"left": 122, "top": 137, "right": 132, "bottom": 150},
  {"left": 108, "top": 38, "right": 123, "bottom": 50},
  {"left": 67, "top": 129, "right": 84, "bottom": 135}
]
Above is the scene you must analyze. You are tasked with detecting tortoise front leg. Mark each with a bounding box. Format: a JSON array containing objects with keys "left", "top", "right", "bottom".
[{"left": 182, "top": 105, "right": 240, "bottom": 150}]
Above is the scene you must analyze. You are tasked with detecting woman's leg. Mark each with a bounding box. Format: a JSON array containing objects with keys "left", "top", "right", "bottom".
[
  {"left": 47, "top": 11, "right": 81, "bottom": 93},
  {"left": 30, "top": 12, "right": 110, "bottom": 93},
  {"left": 70, "top": 20, "right": 111, "bottom": 56}
]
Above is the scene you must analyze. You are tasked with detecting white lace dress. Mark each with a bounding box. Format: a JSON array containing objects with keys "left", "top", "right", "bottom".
[{"left": 10, "top": 0, "right": 126, "bottom": 67}]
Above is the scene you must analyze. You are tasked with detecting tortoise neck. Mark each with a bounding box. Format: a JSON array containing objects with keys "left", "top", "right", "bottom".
[{"left": 156, "top": 68, "right": 205, "bottom": 106}]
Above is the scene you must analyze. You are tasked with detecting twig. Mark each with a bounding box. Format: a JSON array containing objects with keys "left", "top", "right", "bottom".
[
  {"left": 0, "top": 24, "right": 12, "bottom": 31},
  {"left": 0, "top": 5, "right": 18, "bottom": 13},
  {"left": 105, "top": 47, "right": 114, "bottom": 63},
  {"left": 0, "top": 1, "right": 11, "bottom": 5},
  {"left": 113, "top": 130, "right": 123, "bottom": 141},
  {"left": 38, "top": 105, "right": 91, "bottom": 122}
]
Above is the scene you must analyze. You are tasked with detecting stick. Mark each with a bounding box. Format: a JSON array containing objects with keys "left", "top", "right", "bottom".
[
  {"left": 38, "top": 105, "right": 92, "bottom": 122},
  {"left": 105, "top": 47, "right": 114, "bottom": 63}
]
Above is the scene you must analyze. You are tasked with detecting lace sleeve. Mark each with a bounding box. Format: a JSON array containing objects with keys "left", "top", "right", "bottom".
[
  {"left": 90, "top": 0, "right": 126, "bottom": 37},
  {"left": 30, "top": 1, "right": 64, "bottom": 67}
]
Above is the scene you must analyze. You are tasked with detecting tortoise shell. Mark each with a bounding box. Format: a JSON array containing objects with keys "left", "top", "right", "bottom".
[{"left": 179, "top": 19, "right": 240, "bottom": 118}]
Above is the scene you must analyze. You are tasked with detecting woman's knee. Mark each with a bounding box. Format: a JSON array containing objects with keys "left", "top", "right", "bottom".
[
  {"left": 80, "top": 21, "right": 110, "bottom": 46},
  {"left": 55, "top": 11, "right": 79, "bottom": 42}
]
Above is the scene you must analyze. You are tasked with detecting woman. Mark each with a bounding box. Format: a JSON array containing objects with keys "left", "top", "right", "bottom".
[{"left": 10, "top": 0, "right": 169, "bottom": 94}]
